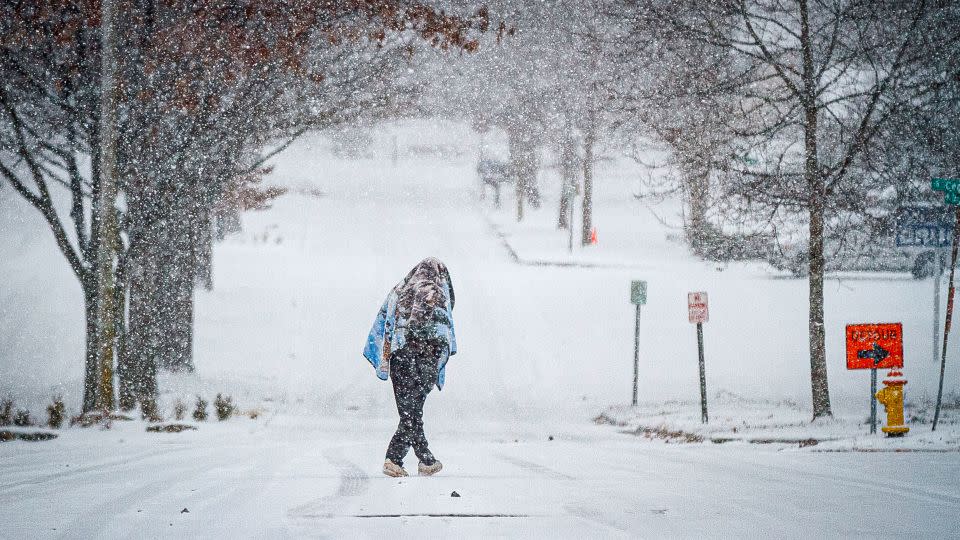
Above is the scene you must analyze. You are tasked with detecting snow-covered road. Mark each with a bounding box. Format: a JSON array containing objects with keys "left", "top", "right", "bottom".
[
  {"left": 3, "top": 414, "right": 958, "bottom": 538},
  {"left": 3, "top": 125, "right": 959, "bottom": 538}
]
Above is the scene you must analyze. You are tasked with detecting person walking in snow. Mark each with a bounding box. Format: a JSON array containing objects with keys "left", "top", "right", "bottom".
[{"left": 363, "top": 257, "right": 457, "bottom": 477}]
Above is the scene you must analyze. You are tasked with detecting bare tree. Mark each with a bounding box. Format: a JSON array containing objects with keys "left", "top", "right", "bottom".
[
  {"left": 1, "top": 0, "right": 487, "bottom": 414},
  {"left": 615, "top": 0, "right": 940, "bottom": 418}
]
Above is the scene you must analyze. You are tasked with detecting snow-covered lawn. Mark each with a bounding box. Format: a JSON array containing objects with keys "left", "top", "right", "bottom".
[
  {"left": 598, "top": 392, "right": 960, "bottom": 452},
  {"left": 2, "top": 120, "right": 959, "bottom": 537}
]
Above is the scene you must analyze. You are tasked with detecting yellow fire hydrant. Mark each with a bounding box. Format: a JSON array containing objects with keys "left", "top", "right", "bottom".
[{"left": 875, "top": 369, "right": 909, "bottom": 436}]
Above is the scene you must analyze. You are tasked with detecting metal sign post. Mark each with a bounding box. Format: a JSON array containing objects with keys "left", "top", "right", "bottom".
[
  {"left": 896, "top": 205, "right": 954, "bottom": 365},
  {"left": 688, "top": 292, "right": 709, "bottom": 423},
  {"left": 696, "top": 322, "right": 707, "bottom": 424},
  {"left": 862, "top": 353, "right": 887, "bottom": 434},
  {"left": 934, "top": 207, "right": 960, "bottom": 431},
  {"left": 568, "top": 206, "right": 574, "bottom": 253},
  {"left": 845, "top": 323, "right": 904, "bottom": 434},
  {"left": 870, "top": 366, "right": 878, "bottom": 434},
  {"left": 630, "top": 281, "right": 647, "bottom": 406},
  {"left": 928, "top": 177, "right": 960, "bottom": 431},
  {"left": 933, "top": 254, "right": 944, "bottom": 364}
]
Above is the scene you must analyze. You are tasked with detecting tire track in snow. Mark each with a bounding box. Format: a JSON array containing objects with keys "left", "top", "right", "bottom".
[
  {"left": 285, "top": 446, "right": 370, "bottom": 521},
  {"left": 0, "top": 445, "right": 197, "bottom": 492},
  {"left": 50, "top": 446, "right": 224, "bottom": 539},
  {"left": 495, "top": 452, "right": 576, "bottom": 481},
  {"left": 494, "top": 452, "right": 634, "bottom": 535},
  {"left": 328, "top": 451, "right": 369, "bottom": 497},
  {"left": 644, "top": 446, "right": 960, "bottom": 507},
  {"left": 563, "top": 504, "right": 633, "bottom": 537}
]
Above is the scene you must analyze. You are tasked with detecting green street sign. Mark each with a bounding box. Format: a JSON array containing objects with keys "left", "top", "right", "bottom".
[
  {"left": 631, "top": 280, "right": 647, "bottom": 305},
  {"left": 932, "top": 177, "right": 960, "bottom": 194},
  {"left": 931, "top": 178, "right": 960, "bottom": 205}
]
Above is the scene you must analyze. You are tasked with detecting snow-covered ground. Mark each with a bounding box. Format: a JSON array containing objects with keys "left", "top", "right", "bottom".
[
  {"left": 3, "top": 411, "right": 959, "bottom": 538},
  {"left": 598, "top": 393, "right": 960, "bottom": 451},
  {"left": 2, "top": 119, "right": 959, "bottom": 537}
]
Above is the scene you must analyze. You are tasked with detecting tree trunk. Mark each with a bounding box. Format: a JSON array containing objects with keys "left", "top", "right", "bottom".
[
  {"left": 91, "top": 0, "right": 119, "bottom": 413},
  {"left": 686, "top": 165, "right": 710, "bottom": 254},
  {"left": 806, "top": 123, "right": 831, "bottom": 419},
  {"left": 112, "top": 221, "right": 131, "bottom": 407},
  {"left": 508, "top": 121, "right": 541, "bottom": 221},
  {"left": 557, "top": 183, "right": 570, "bottom": 229},
  {"left": 118, "top": 241, "right": 159, "bottom": 412},
  {"left": 516, "top": 171, "right": 525, "bottom": 222},
  {"left": 81, "top": 285, "right": 100, "bottom": 412},
  {"left": 196, "top": 205, "right": 214, "bottom": 291},
  {"left": 509, "top": 126, "right": 526, "bottom": 222},
  {"left": 581, "top": 120, "right": 595, "bottom": 246},
  {"left": 81, "top": 269, "right": 115, "bottom": 413},
  {"left": 557, "top": 127, "right": 576, "bottom": 229},
  {"left": 801, "top": 0, "right": 832, "bottom": 419},
  {"left": 117, "top": 278, "right": 142, "bottom": 412},
  {"left": 168, "top": 278, "right": 195, "bottom": 372},
  {"left": 807, "top": 187, "right": 830, "bottom": 419},
  {"left": 157, "top": 209, "right": 196, "bottom": 372}
]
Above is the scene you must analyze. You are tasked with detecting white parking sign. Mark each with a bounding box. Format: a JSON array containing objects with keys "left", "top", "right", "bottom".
[{"left": 688, "top": 292, "right": 709, "bottom": 324}]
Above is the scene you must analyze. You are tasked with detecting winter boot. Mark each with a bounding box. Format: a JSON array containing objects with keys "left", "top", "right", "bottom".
[
  {"left": 418, "top": 460, "right": 442, "bottom": 476},
  {"left": 383, "top": 459, "right": 408, "bottom": 477}
]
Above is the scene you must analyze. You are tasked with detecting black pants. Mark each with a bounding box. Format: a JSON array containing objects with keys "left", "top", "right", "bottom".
[{"left": 385, "top": 337, "right": 443, "bottom": 467}]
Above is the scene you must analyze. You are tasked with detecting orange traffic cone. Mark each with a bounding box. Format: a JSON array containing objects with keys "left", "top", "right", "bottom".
[{"left": 590, "top": 228, "right": 598, "bottom": 245}]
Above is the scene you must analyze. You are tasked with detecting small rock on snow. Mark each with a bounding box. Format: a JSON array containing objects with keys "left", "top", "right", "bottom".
[{"left": 450, "top": 491, "right": 460, "bottom": 498}]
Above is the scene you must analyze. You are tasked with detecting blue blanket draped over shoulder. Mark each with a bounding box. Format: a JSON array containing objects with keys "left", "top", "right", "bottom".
[{"left": 363, "top": 271, "right": 457, "bottom": 390}]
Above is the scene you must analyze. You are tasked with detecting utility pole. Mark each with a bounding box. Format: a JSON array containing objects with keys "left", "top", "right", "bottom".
[
  {"left": 929, "top": 177, "right": 960, "bottom": 431},
  {"left": 93, "top": 0, "right": 118, "bottom": 412},
  {"left": 933, "top": 206, "right": 960, "bottom": 431},
  {"left": 933, "top": 253, "right": 944, "bottom": 364}
]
